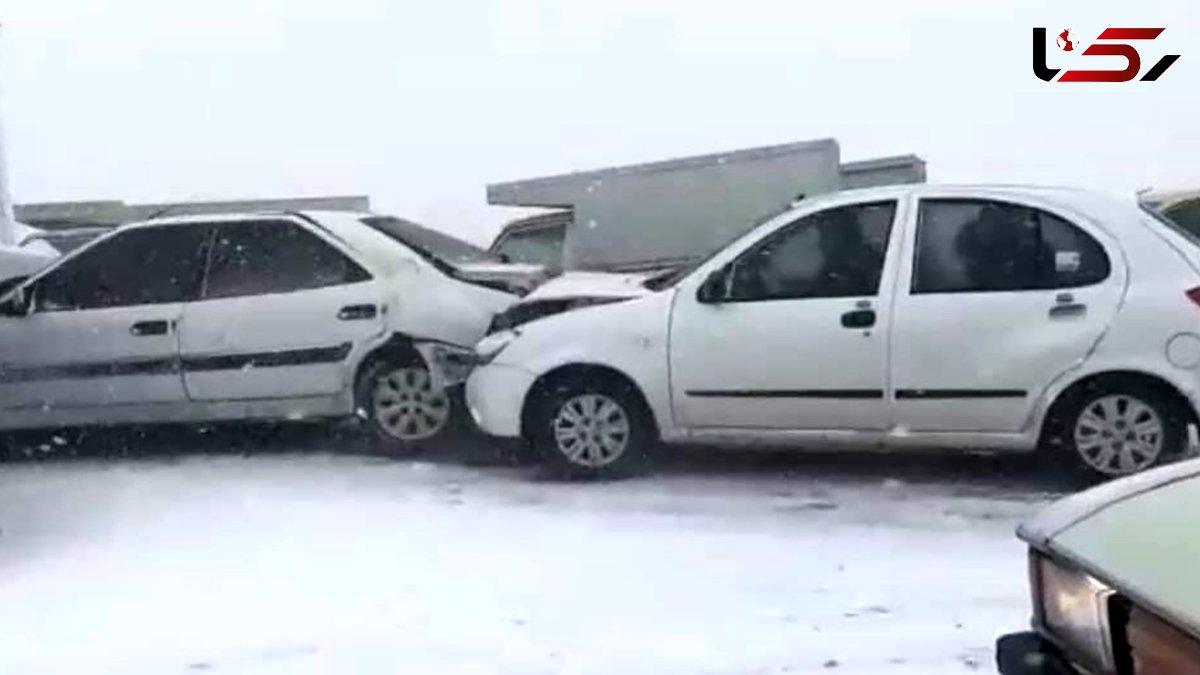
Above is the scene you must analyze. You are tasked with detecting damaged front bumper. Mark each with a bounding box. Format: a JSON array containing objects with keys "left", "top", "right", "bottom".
[{"left": 414, "top": 340, "right": 479, "bottom": 390}]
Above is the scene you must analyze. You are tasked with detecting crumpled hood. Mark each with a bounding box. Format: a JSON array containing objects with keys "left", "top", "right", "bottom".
[
  {"left": 485, "top": 271, "right": 660, "bottom": 334},
  {"left": 1021, "top": 458, "right": 1200, "bottom": 633},
  {"left": 522, "top": 271, "right": 656, "bottom": 302},
  {"left": 451, "top": 261, "right": 548, "bottom": 295}
]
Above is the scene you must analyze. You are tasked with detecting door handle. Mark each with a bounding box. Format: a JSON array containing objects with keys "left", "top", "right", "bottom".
[
  {"left": 337, "top": 304, "right": 378, "bottom": 321},
  {"left": 1049, "top": 303, "right": 1087, "bottom": 319},
  {"left": 841, "top": 309, "right": 876, "bottom": 329},
  {"left": 130, "top": 320, "right": 170, "bottom": 337}
]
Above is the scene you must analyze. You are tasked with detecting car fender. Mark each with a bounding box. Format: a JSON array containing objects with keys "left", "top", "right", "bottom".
[
  {"left": 1027, "top": 356, "right": 1200, "bottom": 439},
  {"left": 381, "top": 268, "right": 518, "bottom": 349},
  {"left": 494, "top": 292, "right": 678, "bottom": 437}
]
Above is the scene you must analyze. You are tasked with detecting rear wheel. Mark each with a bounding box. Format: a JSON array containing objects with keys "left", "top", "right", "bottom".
[
  {"left": 355, "top": 360, "right": 458, "bottom": 455},
  {"left": 1061, "top": 384, "right": 1187, "bottom": 478},
  {"left": 531, "top": 375, "right": 655, "bottom": 479}
]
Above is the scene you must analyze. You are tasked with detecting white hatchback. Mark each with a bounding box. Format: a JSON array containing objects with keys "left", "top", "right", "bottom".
[
  {"left": 467, "top": 184, "right": 1200, "bottom": 479},
  {"left": 0, "top": 211, "right": 541, "bottom": 451}
]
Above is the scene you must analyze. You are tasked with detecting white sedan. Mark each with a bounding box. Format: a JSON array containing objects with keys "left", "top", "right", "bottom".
[
  {"left": 0, "top": 211, "right": 541, "bottom": 451},
  {"left": 468, "top": 184, "right": 1200, "bottom": 479}
]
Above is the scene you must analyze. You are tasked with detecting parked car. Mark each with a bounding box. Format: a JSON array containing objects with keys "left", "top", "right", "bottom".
[
  {"left": 997, "top": 458, "right": 1200, "bottom": 674},
  {"left": 0, "top": 211, "right": 542, "bottom": 451},
  {"left": 466, "top": 184, "right": 1200, "bottom": 478}
]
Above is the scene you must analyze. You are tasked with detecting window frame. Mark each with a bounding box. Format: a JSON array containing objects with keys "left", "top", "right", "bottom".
[
  {"left": 910, "top": 197, "right": 1112, "bottom": 296},
  {"left": 198, "top": 217, "right": 373, "bottom": 301},
  {"left": 30, "top": 223, "right": 215, "bottom": 313},
  {"left": 719, "top": 199, "right": 900, "bottom": 303}
]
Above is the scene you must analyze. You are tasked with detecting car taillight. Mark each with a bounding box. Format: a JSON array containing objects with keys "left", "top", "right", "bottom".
[{"left": 1186, "top": 287, "right": 1200, "bottom": 308}]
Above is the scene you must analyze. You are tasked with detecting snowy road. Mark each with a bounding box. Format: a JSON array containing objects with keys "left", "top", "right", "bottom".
[{"left": 0, "top": 432, "right": 1063, "bottom": 674}]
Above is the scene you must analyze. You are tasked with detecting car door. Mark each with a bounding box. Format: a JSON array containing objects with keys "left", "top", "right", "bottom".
[
  {"left": 179, "top": 217, "right": 386, "bottom": 401},
  {"left": 668, "top": 199, "right": 903, "bottom": 430},
  {"left": 0, "top": 224, "right": 210, "bottom": 418},
  {"left": 889, "top": 195, "right": 1125, "bottom": 433}
]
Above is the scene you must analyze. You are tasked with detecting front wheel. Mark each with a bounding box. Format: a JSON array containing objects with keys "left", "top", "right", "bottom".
[
  {"left": 1061, "top": 384, "right": 1188, "bottom": 478},
  {"left": 531, "top": 376, "right": 655, "bottom": 479},
  {"left": 355, "top": 360, "right": 458, "bottom": 455}
]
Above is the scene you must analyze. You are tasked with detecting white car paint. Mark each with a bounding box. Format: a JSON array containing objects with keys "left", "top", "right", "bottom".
[
  {"left": 0, "top": 211, "right": 528, "bottom": 432},
  {"left": 467, "top": 184, "right": 1200, "bottom": 474}
]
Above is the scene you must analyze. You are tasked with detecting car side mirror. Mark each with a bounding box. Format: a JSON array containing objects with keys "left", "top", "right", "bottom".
[
  {"left": 696, "top": 268, "right": 730, "bottom": 304},
  {"left": 0, "top": 286, "right": 31, "bottom": 317}
]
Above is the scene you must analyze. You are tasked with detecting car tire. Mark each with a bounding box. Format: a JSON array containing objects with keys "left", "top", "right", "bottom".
[
  {"left": 530, "top": 374, "right": 656, "bottom": 480},
  {"left": 1058, "top": 381, "right": 1188, "bottom": 479},
  {"left": 353, "top": 359, "right": 463, "bottom": 456}
]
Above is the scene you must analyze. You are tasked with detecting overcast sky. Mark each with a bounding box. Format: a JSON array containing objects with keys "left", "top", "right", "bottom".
[{"left": 2, "top": 0, "right": 1197, "bottom": 244}]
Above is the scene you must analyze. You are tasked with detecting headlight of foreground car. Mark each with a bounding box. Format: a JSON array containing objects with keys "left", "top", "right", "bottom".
[
  {"left": 1036, "top": 554, "right": 1118, "bottom": 673},
  {"left": 475, "top": 329, "right": 520, "bottom": 366}
]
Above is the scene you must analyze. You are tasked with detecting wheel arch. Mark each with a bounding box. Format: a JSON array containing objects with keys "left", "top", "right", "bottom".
[
  {"left": 352, "top": 333, "right": 426, "bottom": 389},
  {"left": 1037, "top": 368, "right": 1200, "bottom": 448},
  {"left": 520, "top": 362, "right": 661, "bottom": 440}
]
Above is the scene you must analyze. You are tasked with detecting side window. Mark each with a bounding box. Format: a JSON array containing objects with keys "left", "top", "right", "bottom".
[
  {"left": 35, "top": 225, "right": 211, "bottom": 311},
  {"left": 726, "top": 201, "right": 896, "bottom": 301},
  {"left": 912, "top": 199, "right": 1110, "bottom": 294},
  {"left": 203, "top": 220, "right": 370, "bottom": 300}
]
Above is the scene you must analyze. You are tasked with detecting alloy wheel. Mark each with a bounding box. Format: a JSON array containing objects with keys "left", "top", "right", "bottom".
[
  {"left": 552, "top": 393, "right": 632, "bottom": 468},
  {"left": 1073, "top": 394, "right": 1165, "bottom": 476},
  {"left": 371, "top": 367, "right": 451, "bottom": 441}
]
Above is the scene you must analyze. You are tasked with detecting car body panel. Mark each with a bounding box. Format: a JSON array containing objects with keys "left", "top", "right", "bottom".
[
  {"left": 0, "top": 301, "right": 188, "bottom": 414},
  {"left": 888, "top": 189, "right": 1131, "bottom": 434},
  {"left": 666, "top": 195, "right": 910, "bottom": 431}
]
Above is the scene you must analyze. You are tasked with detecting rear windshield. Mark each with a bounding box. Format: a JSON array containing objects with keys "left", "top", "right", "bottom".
[
  {"left": 361, "top": 216, "right": 499, "bottom": 267},
  {"left": 1142, "top": 205, "right": 1200, "bottom": 247}
]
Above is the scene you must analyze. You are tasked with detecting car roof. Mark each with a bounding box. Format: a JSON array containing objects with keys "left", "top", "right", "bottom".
[
  {"left": 823, "top": 182, "right": 1133, "bottom": 204},
  {"left": 124, "top": 209, "right": 373, "bottom": 229}
]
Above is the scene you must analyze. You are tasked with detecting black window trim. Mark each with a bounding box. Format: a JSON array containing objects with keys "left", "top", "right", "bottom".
[
  {"left": 198, "top": 217, "right": 373, "bottom": 301},
  {"left": 719, "top": 199, "right": 900, "bottom": 304},
  {"left": 910, "top": 197, "right": 1112, "bottom": 296}
]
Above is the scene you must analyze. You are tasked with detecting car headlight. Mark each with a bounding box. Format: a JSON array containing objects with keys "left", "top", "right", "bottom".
[
  {"left": 475, "top": 329, "right": 520, "bottom": 366},
  {"left": 1036, "top": 553, "right": 1117, "bottom": 672}
]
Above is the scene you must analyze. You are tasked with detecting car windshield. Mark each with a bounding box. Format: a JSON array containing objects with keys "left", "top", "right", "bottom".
[
  {"left": 360, "top": 215, "right": 500, "bottom": 267},
  {"left": 642, "top": 201, "right": 804, "bottom": 291}
]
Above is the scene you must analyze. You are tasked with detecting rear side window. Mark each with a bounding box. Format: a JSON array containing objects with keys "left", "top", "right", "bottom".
[
  {"left": 203, "top": 220, "right": 370, "bottom": 299},
  {"left": 35, "top": 225, "right": 212, "bottom": 311},
  {"left": 913, "top": 199, "right": 1110, "bottom": 294}
]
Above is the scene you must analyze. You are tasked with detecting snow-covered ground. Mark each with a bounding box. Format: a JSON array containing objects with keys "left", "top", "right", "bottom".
[{"left": 0, "top": 435, "right": 1062, "bottom": 674}]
